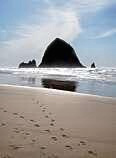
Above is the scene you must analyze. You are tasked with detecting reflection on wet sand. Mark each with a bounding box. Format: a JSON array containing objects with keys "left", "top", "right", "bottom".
[
  {"left": 42, "top": 78, "right": 77, "bottom": 92},
  {"left": 20, "top": 77, "right": 36, "bottom": 84}
]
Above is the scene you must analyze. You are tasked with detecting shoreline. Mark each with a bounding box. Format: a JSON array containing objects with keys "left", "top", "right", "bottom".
[
  {"left": 1, "top": 83, "right": 116, "bottom": 99},
  {"left": 0, "top": 84, "right": 116, "bottom": 158}
]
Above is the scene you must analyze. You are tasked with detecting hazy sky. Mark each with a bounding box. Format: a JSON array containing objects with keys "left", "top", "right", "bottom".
[{"left": 0, "top": 0, "right": 116, "bottom": 67}]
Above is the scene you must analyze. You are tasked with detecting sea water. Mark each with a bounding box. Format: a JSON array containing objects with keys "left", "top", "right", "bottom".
[{"left": 0, "top": 67, "right": 116, "bottom": 97}]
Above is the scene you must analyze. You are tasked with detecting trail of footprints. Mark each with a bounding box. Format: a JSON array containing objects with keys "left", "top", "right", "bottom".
[{"left": 0, "top": 99, "right": 98, "bottom": 157}]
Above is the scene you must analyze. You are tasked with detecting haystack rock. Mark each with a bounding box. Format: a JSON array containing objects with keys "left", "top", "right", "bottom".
[
  {"left": 19, "top": 59, "right": 37, "bottom": 68},
  {"left": 39, "top": 38, "right": 85, "bottom": 68},
  {"left": 91, "top": 62, "right": 96, "bottom": 68}
]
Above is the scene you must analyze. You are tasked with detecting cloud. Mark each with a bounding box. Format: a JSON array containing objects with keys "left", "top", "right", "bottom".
[
  {"left": 44, "top": 0, "right": 115, "bottom": 13},
  {"left": 0, "top": 0, "right": 115, "bottom": 66},
  {"left": 0, "top": 7, "right": 81, "bottom": 66},
  {"left": 92, "top": 28, "right": 116, "bottom": 39},
  {"left": 72, "top": 0, "right": 115, "bottom": 11}
]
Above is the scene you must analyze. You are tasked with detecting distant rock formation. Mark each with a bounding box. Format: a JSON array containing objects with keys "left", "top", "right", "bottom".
[
  {"left": 91, "top": 62, "right": 96, "bottom": 68},
  {"left": 19, "top": 59, "right": 37, "bottom": 68},
  {"left": 39, "top": 38, "right": 85, "bottom": 68}
]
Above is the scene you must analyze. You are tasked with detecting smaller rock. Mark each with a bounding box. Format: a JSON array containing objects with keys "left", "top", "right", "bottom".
[
  {"left": 91, "top": 62, "right": 96, "bottom": 68},
  {"left": 19, "top": 59, "right": 37, "bottom": 68}
]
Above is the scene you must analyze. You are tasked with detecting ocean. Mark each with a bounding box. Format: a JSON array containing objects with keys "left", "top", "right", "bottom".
[{"left": 0, "top": 67, "right": 116, "bottom": 97}]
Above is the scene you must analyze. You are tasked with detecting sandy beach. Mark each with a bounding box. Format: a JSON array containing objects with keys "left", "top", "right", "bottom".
[{"left": 0, "top": 84, "right": 116, "bottom": 158}]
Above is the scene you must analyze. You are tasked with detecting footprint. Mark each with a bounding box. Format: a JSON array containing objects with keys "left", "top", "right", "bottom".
[
  {"left": 13, "top": 130, "right": 20, "bottom": 134},
  {"left": 25, "top": 132, "right": 30, "bottom": 136},
  {"left": 51, "top": 136, "right": 58, "bottom": 141},
  {"left": 60, "top": 128, "right": 64, "bottom": 131},
  {"left": 50, "top": 123, "right": 54, "bottom": 126},
  {"left": 80, "top": 141, "right": 86, "bottom": 145},
  {"left": 51, "top": 119, "right": 55, "bottom": 122},
  {"left": 1, "top": 123, "right": 6, "bottom": 127},
  {"left": 88, "top": 150, "right": 97, "bottom": 156},
  {"left": 32, "top": 139, "right": 36, "bottom": 142},
  {"left": 19, "top": 116, "right": 24, "bottom": 119},
  {"left": 30, "top": 119, "right": 35, "bottom": 122},
  {"left": 65, "top": 145, "right": 73, "bottom": 150},
  {"left": 13, "top": 128, "right": 18, "bottom": 130},
  {"left": 44, "top": 129, "right": 50, "bottom": 133},
  {"left": 62, "top": 134, "right": 69, "bottom": 138},
  {"left": 13, "top": 128, "right": 20, "bottom": 133},
  {"left": 9, "top": 145, "right": 24, "bottom": 150},
  {"left": 40, "top": 146, "right": 46, "bottom": 150},
  {"left": 45, "top": 115, "right": 49, "bottom": 118},
  {"left": 13, "top": 113, "right": 18, "bottom": 115},
  {"left": 34, "top": 124, "right": 40, "bottom": 127},
  {"left": 3, "top": 110, "right": 7, "bottom": 112}
]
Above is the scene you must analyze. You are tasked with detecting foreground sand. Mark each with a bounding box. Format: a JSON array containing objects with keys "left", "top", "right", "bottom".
[{"left": 0, "top": 84, "right": 116, "bottom": 158}]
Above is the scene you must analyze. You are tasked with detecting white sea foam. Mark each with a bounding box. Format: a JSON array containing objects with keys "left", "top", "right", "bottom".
[
  {"left": 0, "top": 67, "right": 116, "bottom": 97},
  {"left": 0, "top": 67, "right": 116, "bottom": 83}
]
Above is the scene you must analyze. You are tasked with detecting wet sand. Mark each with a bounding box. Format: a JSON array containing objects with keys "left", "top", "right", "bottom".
[{"left": 0, "top": 84, "right": 116, "bottom": 158}]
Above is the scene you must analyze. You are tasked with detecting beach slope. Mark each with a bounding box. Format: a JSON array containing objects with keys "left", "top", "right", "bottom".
[{"left": 0, "top": 84, "right": 116, "bottom": 158}]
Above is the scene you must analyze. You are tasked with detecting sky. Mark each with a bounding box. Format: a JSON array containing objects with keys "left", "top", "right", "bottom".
[{"left": 0, "top": 0, "right": 116, "bottom": 67}]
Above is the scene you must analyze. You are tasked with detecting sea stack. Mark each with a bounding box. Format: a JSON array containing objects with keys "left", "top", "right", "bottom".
[
  {"left": 91, "top": 62, "right": 96, "bottom": 68},
  {"left": 19, "top": 59, "right": 37, "bottom": 68},
  {"left": 39, "top": 38, "right": 85, "bottom": 68}
]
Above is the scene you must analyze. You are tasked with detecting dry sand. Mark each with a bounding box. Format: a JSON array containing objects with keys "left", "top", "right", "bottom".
[{"left": 0, "top": 84, "right": 116, "bottom": 158}]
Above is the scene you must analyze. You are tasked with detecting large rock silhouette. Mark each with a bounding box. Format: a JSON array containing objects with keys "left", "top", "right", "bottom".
[{"left": 39, "top": 38, "right": 85, "bottom": 68}]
